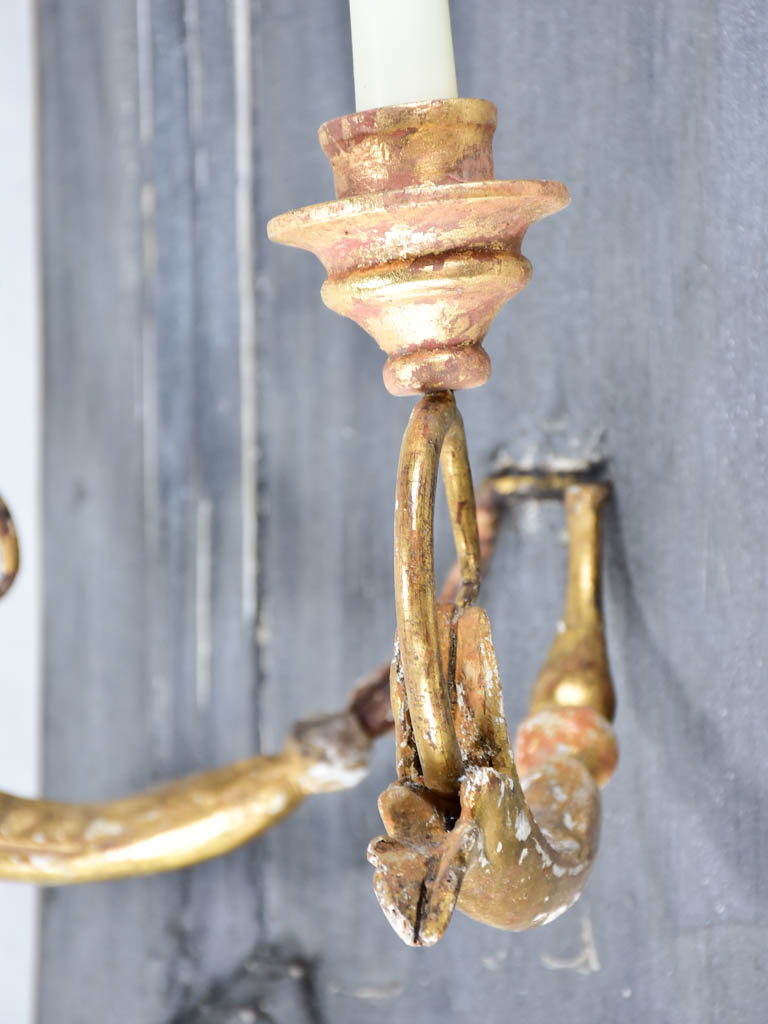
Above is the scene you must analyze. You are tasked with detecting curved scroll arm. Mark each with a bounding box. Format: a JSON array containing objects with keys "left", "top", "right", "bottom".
[
  {"left": 0, "top": 489, "right": 392, "bottom": 883},
  {"left": 0, "top": 480, "right": 501, "bottom": 885},
  {"left": 0, "top": 707, "right": 379, "bottom": 885},
  {"left": 369, "top": 396, "right": 618, "bottom": 946}
]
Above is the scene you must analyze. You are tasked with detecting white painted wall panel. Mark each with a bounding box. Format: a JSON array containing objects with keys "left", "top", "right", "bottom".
[{"left": 0, "top": 3, "right": 42, "bottom": 1022}]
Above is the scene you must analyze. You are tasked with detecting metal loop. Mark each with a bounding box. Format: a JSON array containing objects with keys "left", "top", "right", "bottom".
[{"left": 393, "top": 391, "right": 481, "bottom": 795}]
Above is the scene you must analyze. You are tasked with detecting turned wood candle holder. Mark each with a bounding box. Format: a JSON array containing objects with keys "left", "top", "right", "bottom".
[{"left": 267, "top": 98, "right": 569, "bottom": 395}]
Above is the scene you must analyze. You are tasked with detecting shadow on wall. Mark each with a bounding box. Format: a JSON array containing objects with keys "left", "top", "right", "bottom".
[{"left": 173, "top": 942, "right": 324, "bottom": 1024}]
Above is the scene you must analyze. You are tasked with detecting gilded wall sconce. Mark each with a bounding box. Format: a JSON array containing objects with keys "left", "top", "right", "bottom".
[
  {"left": 267, "top": 97, "right": 618, "bottom": 944},
  {"left": 0, "top": 90, "right": 617, "bottom": 948}
]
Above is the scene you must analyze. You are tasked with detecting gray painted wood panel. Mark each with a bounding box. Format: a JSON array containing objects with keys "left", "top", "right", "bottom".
[{"left": 38, "top": 1, "right": 767, "bottom": 1021}]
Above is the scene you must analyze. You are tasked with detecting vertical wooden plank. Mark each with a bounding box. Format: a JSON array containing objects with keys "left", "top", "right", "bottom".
[
  {"left": 39, "top": 3, "right": 154, "bottom": 1013},
  {"left": 39, "top": 1, "right": 261, "bottom": 1020}
]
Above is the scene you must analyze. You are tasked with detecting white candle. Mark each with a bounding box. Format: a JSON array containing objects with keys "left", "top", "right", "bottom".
[{"left": 349, "top": 0, "right": 458, "bottom": 112}]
